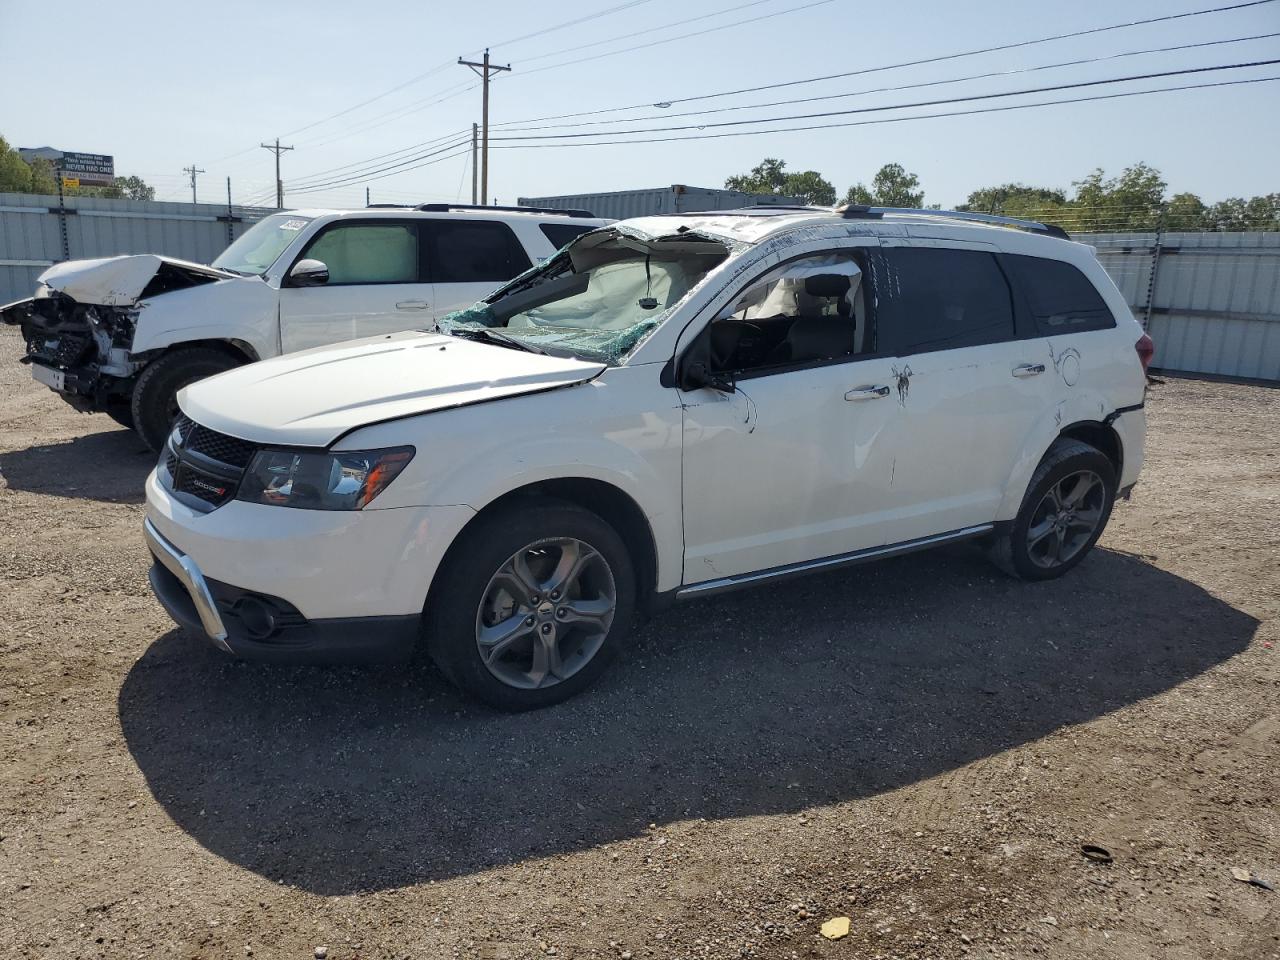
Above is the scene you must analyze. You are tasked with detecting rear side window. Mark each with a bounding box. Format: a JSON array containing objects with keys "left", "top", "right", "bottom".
[
  {"left": 875, "top": 247, "right": 1015, "bottom": 354},
  {"left": 302, "top": 223, "right": 419, "bottom": 284},
  {"left": 1003, "top": 254, "right": 1116, "bottom": 334},
  {"left": 427, "top": 220, "right": 532, "bottom": 283},
  {"left": 539, "top": 223, "right": 594, "bottom": 250}
]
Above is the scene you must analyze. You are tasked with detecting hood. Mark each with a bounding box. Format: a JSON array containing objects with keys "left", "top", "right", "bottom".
[
  {"left": 38, "top": 254, "right": 234, "bottom": 306},
  {"left": 179, "top": 330, "right": 607, "bottom": 448}
]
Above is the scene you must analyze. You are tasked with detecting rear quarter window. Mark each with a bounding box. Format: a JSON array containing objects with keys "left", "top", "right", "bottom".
[
  {"left": 874, "top": 247, "right": 1016, "bottom": 355},
  {"left": 1003, "top": 254, "right": 1117, "bottom": 335},
  {"left": 427, "top": 220, "right": 532, "bottom": 284},
  {"left": 539, "top": 223, "right": 595, "bottom": 250}
]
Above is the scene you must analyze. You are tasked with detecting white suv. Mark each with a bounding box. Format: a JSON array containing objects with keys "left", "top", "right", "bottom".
[
  {"left": 142, "top": 206, "right": 1151, "bottom": 709},
  {"left": 1, "top": 204, "right": 605, "bottom": 451}
]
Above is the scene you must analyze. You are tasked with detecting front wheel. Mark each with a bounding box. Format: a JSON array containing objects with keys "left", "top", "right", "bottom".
[
  {"left": 426, "top": 499, "right": 636, "bottom": 710},
  {"left": 988, "top": 438, "right": 1116, "bottom": 581},
  {"left": 130, "top": 347, "right": 241, "bottom": 452}
]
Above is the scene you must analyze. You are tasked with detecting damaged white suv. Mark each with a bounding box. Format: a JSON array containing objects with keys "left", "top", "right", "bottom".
[
  {"left": 1, "top": 204, "right": 603, "bottom": 451},
  {"left": 143, "top": 206, "right": 1152, "bottom": 709}
]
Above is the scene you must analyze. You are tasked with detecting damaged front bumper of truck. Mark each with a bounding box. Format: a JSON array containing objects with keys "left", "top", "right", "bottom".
[{"left": 0, "top": 255, "right": 230, "bottom": 413}]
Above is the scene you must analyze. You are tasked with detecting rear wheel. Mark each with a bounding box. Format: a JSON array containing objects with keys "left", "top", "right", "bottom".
[
  {"left": 130, "top": 347, "right": 241, "bottom": 452},
  {"left": 988, "top": 438, "right": 1116, "bottom": 581},
  {"left": 426, "top": 499, "right": 636, "bottom": 710}
]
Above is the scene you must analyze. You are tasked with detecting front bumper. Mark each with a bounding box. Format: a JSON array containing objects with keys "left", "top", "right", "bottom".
[
  {"left": 145, "top": 517, "right": 422, "bottom": 663},
  {"left": 143, "top": 468, "right": 477, "bottom": 662}
]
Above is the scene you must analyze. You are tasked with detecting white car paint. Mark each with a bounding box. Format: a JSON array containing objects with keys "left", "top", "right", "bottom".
[
  {"left": 38, "top": 254, "right": 232, "bottom": 306},
  {"left": 180, "top": 329, "right": 607, "bottom": 448},
  {"left": 145, "top": 208, "right": 1148, "bottom": 656}
]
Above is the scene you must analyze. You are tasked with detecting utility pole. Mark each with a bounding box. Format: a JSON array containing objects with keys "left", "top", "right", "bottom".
[
  {"left": 471, "top": 122, "right": 478, "bottom": 205},
  {"left": 183, "top": 163, "right": 205, "bottom": 203},
  {"left": 260, "top": 138, "right": 295, "bottom": 209},
  {"left": 458, "top": 49, "right": 510, "bottom": 205},
  {"left": 366, "top": 186, "right": 371, "bottom": 207}
]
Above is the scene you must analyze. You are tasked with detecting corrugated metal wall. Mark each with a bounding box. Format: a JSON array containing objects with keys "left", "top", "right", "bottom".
[
  {"left": 0, "top": 192, "right": 274, "bottom": 303},
  {"left": 1079, "top": 231, "right": 1280, "bottom": 381},
  {"left": 519, "top": 185, "right": 802, "bottom": 221}
]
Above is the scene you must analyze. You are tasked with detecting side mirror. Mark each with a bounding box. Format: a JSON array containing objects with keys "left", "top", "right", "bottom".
[
  {"left": 680, "top": 359, "right": 735, "bottom": 393},
  {"left": 288, "top": 258, "right": 329, "bottom": 287}
]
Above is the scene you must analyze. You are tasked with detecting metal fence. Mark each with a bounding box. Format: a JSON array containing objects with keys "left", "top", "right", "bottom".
[
  {"left": 1078, "top": 231, "right": 1280, "bottom": 382},
  {"left": 2, "top": 196, "right": 1276, "bottom": 382},
  {"left": 0, "top": 192, "right": 274, "bottom": 303}
]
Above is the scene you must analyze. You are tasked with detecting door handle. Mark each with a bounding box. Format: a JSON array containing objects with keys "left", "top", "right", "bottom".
[
  {"left": 845, "top": 385, "right": 890, "bottom": 401},
  {"left": 396, "top": 300, "right": 431, "bottom": 310},
  {"left": 1013, "top": 363, "right": 1046, "bottom": 378}
]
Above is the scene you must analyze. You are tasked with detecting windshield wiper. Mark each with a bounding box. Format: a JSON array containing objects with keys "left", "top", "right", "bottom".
[{"left": 450, "top": 327, "right": 548, "bottom": 356}]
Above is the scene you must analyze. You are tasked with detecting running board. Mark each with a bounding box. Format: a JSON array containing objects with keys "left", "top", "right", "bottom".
[{"left": 676, "top": 524, "right": 994, "bottom": 599}]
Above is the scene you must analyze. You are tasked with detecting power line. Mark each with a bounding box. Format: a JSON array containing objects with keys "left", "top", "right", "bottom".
[
  {"left": 490, "top": 59, "right": 1280, "bottom": 141},
  {"left": 516, "top": 0, "right": 782, "bottom": 65},
  {"left": 181, "top": 163, "right": 206, "bottom": 203},
  {"left": 491, "top": 0, "right": 1280, "bottom": 127},
  {"left": 522, "top": 0, "right": 836, "bottom": 76},
  {"left": 286, "top": 138, "right": 473, "bottom": 193},
  {"left": 288, "top": 145, "right": 474, "bottom": 196},
  {"left": 287, "top": 127, "right": 471, "bottom": 186},
  {"left": 496, "top": 31, "right": 1280, "bottom": 132},
  {"left": 488, "top": 74, "right": 1280, "bottom": 149},
  {"left": 278, "top": 1, "right": 661, "bottom": 143},
  {"left": 260, "top": 139, "right": 295, "bottom": 209}
]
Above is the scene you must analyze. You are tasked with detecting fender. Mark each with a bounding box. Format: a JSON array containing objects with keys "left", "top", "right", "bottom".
[
  {"left": 994, "top": 387, "right": 1119, "bottom": 521},
  {"left": 345, "top": 368, "right": 685, "bottom": 592},
  {"left": 130, "top": 277, "right": 278, "bottom": 359}
]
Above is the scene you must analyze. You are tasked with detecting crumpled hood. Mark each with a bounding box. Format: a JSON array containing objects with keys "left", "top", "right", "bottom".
[
  {"left": 179, "top": 330, "right": 606, "bottom": 448},
  {"left": 38, "top": 254, "right": 233, "bottom": 306}
]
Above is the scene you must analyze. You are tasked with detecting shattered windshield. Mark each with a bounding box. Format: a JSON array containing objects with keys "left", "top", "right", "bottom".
[
  {"left": 212, "top": 214, "right": 312, "bottom": 276},
  {"left": 438, "top": 230, "right": 729, "bottom": 363}
]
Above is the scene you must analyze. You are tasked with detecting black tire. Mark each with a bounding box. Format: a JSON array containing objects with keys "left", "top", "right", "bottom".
[
  {"left": 425, "top": 498, "right": 636, "bottom": 711},
  {"left": 130, "top": 347, "right": 241, "bottom": 452},
  {"left": 987, "top": 438, "right": 1117, "bottom": 581},
  {"left": 103, "top": 401, "right": 134, "bottom": 430}
]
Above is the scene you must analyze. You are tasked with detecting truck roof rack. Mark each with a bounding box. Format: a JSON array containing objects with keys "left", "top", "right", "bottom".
[
  {"left": 841, "top": 205, "right": 1071, "bottom": 240},
  {"left": 412, "top": 202, "right": 597, "bottom": 218}
]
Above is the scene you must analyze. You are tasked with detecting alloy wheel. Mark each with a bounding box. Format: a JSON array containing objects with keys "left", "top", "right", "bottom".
[
  {"left": 1026, "top": 469, "right": 1107, "bottom": 569},
  {"left": 475, "top": 537, "right": 616, "bottom": 690}
]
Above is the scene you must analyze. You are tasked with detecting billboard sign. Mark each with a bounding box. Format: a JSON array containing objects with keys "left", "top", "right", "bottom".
[{"left": 58, "top": 152, "right": 115, "bottom": 186}]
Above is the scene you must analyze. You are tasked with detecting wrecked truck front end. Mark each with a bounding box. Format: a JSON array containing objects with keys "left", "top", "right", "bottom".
[{"left": 0, "top": 255, "right": 232, "bottom": 414}]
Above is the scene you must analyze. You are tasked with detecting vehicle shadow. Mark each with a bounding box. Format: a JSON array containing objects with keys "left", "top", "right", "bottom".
[
  {"left": 118, "top": 546, "right": 1256, "bottom": 895},
  {"left": 0, "top": 428, "right": 153, "bottom": 503}
]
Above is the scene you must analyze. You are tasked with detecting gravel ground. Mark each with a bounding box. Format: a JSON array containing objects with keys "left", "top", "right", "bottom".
[{"left": 0, "top": 322, "right": 1276, "bottom": 960}]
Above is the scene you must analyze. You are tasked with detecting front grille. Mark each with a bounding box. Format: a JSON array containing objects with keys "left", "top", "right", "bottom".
[
  {"left": 161, "top": 415, "right": 260, "bottom": 512},
  {"left": 186, "top": 423, "right": 257, "bottom": 469}
]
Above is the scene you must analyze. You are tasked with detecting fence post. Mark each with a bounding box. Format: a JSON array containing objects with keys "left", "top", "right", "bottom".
[
  {"left": 56, "top": 177, "right": 71, "bottom": 262},
  {"left": 1142, "top": 204, "right": 1167, "bottom": 330}
]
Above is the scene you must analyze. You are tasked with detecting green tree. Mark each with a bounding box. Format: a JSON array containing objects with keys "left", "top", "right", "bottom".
[
  {"left": 725, "top": 157, "right": 836, "bottom": 206},
  {"left": 842, "top": 163, "right": 925, "bottom": 208},
  {"left": 26, "top": 157, "right": 58, "bottom": 194},
  {"left": 1164, "top": 191, "right": 1208, "bottom": 231},
  {"left": 1070, "top": 162, "right": 1167, "bottom": 231},
  {"left": 957, "top": 183, "right": 1066, "bottom": 220},
  {"left": 80, "top": 175, "right": 156, "bottom": 201},
  {"left": 0, "top": 136, "right": 34, "bottom": 192}
]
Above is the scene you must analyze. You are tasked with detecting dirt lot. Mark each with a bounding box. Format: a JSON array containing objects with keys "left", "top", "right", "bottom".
[{"left": 0, "top": 323, "right": 1276, "bottom": 960}]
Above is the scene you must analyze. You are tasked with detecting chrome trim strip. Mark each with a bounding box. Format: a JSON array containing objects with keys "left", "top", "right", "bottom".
[
  {"left": 143, "top": 517, "right": 231, "bottom": 650},
  {"left": 676, "top": 524, "right": 995, "bottom": 599}
]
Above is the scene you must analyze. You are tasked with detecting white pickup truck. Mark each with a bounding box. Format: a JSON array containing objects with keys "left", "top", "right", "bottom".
[{"left": 1, "top": 203, "right": 604, "bottom": 450}]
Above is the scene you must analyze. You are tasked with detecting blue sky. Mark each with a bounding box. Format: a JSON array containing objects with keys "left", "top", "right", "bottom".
[{"left": 2, "top": 0, "right": 1277, "bottom": 210}]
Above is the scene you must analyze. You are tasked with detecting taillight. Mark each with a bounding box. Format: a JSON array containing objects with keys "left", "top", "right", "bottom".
[{"left": 1135, "top": 332, "right": 1155, "bottom": 373}]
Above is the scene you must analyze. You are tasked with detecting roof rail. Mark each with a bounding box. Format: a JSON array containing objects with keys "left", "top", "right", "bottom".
[
  {"left": 413, "top": 202, "right": 597, "bottom": 218},
  {"left": 842, "top": 205, "right": 1070, "bottom": 240}
]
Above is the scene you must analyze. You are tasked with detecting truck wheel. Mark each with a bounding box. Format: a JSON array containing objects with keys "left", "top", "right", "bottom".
[
  {"left": 130, "top": 347, "right": 241, "bottom": 452},
  {"left": 426, "top": 498, "right": 636, "bottom": 711},
  {"left": 987, "top": 438, "right": 1116, "bottom": 581}
]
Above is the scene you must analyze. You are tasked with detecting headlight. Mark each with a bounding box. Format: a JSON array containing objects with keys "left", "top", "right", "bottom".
[{"left": 237, "top": 446, "right": 414, "bottom": 510}]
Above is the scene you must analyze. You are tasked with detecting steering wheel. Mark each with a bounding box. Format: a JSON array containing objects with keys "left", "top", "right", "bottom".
[{"left": 709, "top": 320, "right": 764, "bottom": 371}]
